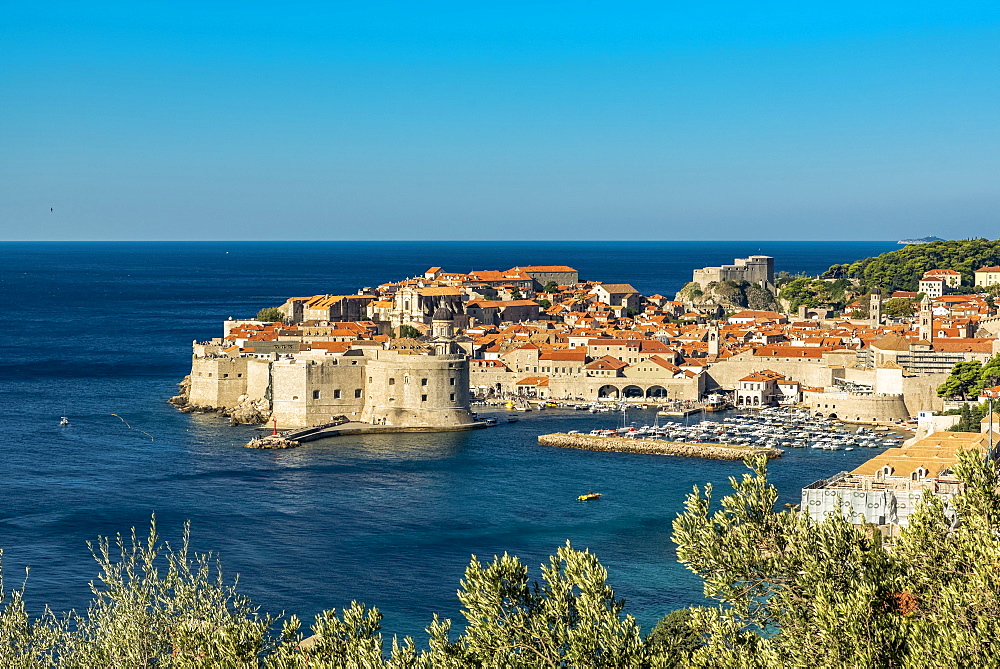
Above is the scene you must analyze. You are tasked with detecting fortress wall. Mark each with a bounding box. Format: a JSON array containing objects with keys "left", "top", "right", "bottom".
[
  {"left": 270, "top": 358, "right": 366, "bottom": 427},
  {"left": 874, "top": 367, "right": 904, "bottom": 395},
  {"left": 188, "top": 357, "right": 249, "bottom": 408},
  {"left": 901, "top": 373, "right": 950, "bottom": 414},
  {"left": 363, "top": 352, "right": 473, "bottom": 427},
  {"left": 469, "top": 369, "right": 703, "bottom": 401},
  {"left": 245, "top": 358, "right": 273, "bottom": 401},
  {"left": 804, "top": 392, "right": 909, "bottom": 423},
  {"left": 705, "top": 357, "right": 841, "bottom": 390}
]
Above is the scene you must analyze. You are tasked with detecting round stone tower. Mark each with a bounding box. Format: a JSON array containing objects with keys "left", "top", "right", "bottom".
[{"left": 363, "top": 350, "right": 473, "bottom": 427}]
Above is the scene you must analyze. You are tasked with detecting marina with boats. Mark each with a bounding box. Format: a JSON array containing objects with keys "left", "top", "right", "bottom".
[
  {"left": 476, "top": 399, "right": 910, "bottom": 459},
  {"left": 582, "top": 406, "right": 907, "bottom": 452}
]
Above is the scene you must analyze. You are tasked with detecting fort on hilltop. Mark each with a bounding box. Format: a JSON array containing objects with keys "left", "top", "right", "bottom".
[{"left": 691, "top": 255, "right": 775, "bottom": 290}]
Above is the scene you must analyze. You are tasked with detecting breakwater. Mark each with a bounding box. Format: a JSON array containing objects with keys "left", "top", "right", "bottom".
[
  {"left": 538, "top": 433, "right": 782, "bottom": 460},
  {"left": 245, "top": 435, "right": 301, "bottom": 449}
]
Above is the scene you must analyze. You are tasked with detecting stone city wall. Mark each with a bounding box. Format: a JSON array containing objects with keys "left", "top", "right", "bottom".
[{"left": 804, "top": 391, "right": 909, "bottom": 423}]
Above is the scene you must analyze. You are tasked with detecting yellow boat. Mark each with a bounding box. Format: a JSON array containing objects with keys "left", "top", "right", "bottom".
[{"left": 578, "top": 493, "right": 602, "bottom": 501}]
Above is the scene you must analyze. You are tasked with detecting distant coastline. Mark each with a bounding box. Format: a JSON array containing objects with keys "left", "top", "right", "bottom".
[{"left": 897, "top": 236, "right": 944, "bottom": 245}]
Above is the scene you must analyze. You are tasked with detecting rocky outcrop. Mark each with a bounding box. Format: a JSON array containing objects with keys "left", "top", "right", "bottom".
[
  {"left": 675, "top": 280, "right": 779, "bottom": 312},
  {"left": 229, "top": 396, "right": 271, "bottom": 425},
  {"left": 538, "top": 433, "right": 781, "bottom": 460},
  {"left": 168, "top": 375, "right": 192, "bottom": 408}
]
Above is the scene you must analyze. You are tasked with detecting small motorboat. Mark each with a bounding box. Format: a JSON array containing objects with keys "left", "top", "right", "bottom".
[
  {"left": 578, "top": 492, "right": 602, "bottom": 501},
  {"left": 59, "top": 417, "right": 69, "bottom": 426},
  {"left": 507, "top": 416, "right": 519, "bottom": 423},
  {"left": 484, "top": 417, "right": 498, "bottom": 426}
]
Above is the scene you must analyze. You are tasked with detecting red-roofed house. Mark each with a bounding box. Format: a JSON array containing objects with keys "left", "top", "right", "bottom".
[
  {"left": 515, "top": 376, "right": 550, "bottom": 397},
  {"left": 585, "top": 356, "right": 628, "bottom": 377},
  {"left": 736, "top": 370, "right": 786, "bottom": 407}
]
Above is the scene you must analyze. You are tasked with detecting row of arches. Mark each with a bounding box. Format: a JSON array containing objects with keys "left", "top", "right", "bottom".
[{"left": 597, "top": 385, "right": 668, "bottom": 399}]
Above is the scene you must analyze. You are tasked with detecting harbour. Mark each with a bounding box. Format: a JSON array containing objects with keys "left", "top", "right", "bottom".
[{"left": 2, "top": 240, "right": 905, "bottom": 640}]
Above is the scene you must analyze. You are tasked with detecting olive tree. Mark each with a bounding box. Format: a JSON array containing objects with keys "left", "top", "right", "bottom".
[{"left": 672, "top": 452, "right": 1000, "bottom": 668}]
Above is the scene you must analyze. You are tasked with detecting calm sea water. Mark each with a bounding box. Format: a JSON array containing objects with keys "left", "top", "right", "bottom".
[{"left": 1, "top": 240, "right": 897, "bottom": 639}]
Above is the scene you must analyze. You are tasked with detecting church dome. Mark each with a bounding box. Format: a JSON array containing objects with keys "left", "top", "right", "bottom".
[{"left": 432, "top": 306, "right": 453, "bottom": 321}]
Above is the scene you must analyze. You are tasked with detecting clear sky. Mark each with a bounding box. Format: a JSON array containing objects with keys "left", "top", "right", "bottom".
[{"left": 2, "top": 1, "right": 999, "bottom": 241}]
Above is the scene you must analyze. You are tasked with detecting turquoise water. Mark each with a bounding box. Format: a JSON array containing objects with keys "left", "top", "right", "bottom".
[{"left": 1, "top": 240, "right": 896, "bottom": 638}]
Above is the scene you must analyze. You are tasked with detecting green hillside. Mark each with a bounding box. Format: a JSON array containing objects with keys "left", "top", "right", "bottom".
[{"left": 824, "top": 238, "right": 1000, "bottom": 292}]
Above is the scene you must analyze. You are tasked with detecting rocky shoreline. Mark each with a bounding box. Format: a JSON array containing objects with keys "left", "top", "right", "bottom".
[
  {"left": 168, "top": 375, "right": 271, "bottom": 425},
  {"left": 537, "top": 432, "right": 782, "bottom": 460}
]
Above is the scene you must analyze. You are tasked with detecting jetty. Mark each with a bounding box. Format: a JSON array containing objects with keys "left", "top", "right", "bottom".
[
  {"left": 537, "top": 432, "right": 781, "bottom": 461},
  {"left": 245, "top": 435, "right": 301, "bottom": 449}
]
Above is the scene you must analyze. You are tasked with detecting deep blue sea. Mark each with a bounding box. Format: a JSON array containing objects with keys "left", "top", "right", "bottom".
[{"left": 1, "top": 241, "right": 898, "bottom": 640}]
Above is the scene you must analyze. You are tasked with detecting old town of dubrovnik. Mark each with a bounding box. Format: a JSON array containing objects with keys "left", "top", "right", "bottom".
[{"left": 173, "top": 244, "right": 1000, "bottom": 540}]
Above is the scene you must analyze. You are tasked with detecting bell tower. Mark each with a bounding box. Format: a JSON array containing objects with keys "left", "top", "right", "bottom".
[
  {"left": 869, "top": 288, "right": 882, "bottom": 325},
  {"left": 707, "top": 322, "right": 720, "bottom": 356},
  {"left": 918, "top": 295, "right": 933, "bottom": 342}
]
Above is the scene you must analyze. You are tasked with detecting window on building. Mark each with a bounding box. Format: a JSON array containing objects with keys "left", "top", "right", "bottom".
[
  {"left": 421, "top": 378, "right": 428, "bottom": 386},
  {"left": 355, "top": 389, "right": 362, "bottom": 398},
  {"left": 450, "top": 393, "right": 455, "bottom": 401},
  {"left": 449, "top": 377, "right": 455, "bottom": 385},
  {"left": 421, "top": 394, "right": 428, "bottom": 402},
  {"left": 404, "top": 376, "right": 409, "bottom": 384},
  {"left": 389, "top": 378, "right": 395, "bottom": 385},
  {"left": 333, "top": 389, "right": 341, "bottom": 399},
  {"left": 313, "top": 390, "right": 321, "bottom": 399}
]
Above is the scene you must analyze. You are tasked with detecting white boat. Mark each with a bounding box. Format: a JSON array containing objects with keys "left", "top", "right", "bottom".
[{"left": 59, "top": 417, "right": 69, "bottom": 426}]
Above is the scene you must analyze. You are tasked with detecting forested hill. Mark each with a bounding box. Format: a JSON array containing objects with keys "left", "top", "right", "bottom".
[{"left": 824, "top": 238, "right": 1000, "bottom": 292}]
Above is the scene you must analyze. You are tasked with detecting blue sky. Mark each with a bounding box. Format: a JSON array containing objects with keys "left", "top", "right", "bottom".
[{"left": 2, "top": 2, "right": 999, "bottom": 240}]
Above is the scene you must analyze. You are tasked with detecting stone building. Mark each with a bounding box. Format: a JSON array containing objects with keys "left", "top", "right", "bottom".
[
  {"left": 735, "top": 370, "right": 785, "bottom": 407},
  {"left": 801, "top": 429, "right": 998, "bottom": 528},
  {"left": 279, "top": 294, "right": 374, "bottom": 323},
  {"left": 386, "top": 286, "right": 466, "bottom": 330},
  {"left": 589, "top": 284, "right": 643, "bottom": 312},
  {"left": 691, "top": 255, "right": 775, "bottom": 290},
  {"left": 510, "top": 265, "right": 579, "bottom": 290},
  {"left": 975, "top": 265, "right": 1000, "bottom": 287}
]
